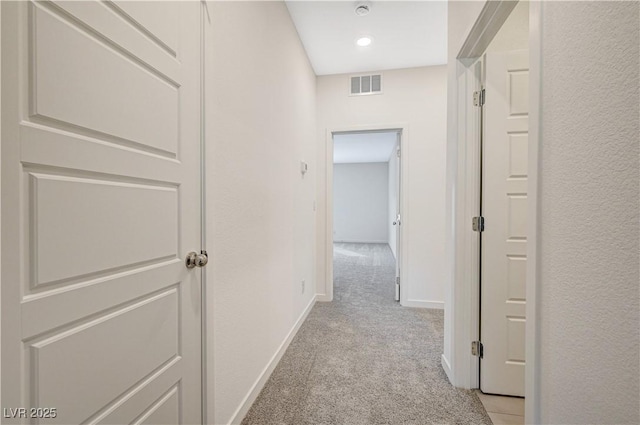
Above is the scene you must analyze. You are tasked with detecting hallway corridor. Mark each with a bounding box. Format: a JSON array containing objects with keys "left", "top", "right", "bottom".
[{"left": 242, "top": 243, "right": 492, "bottom": 425}]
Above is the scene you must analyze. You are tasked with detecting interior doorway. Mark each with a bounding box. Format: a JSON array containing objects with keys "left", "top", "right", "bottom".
[
  {"left": 472, "top": 0, "right": 530, "bottom": 399},
  {"left": 330, "top": 129, "right": 402, "bottom": 302},
  {"left": 448, "top": 0, "right": 537, "bottom": 421}
]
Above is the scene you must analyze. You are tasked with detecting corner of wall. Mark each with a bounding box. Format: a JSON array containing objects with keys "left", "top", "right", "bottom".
[
  {"left": 441, "top": 354, "right": 453, "bottom": 384},
  {"left": 227, "top": 295, "right": 317, "bottom": 425}
]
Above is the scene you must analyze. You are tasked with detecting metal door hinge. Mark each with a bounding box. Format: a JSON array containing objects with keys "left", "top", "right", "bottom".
[
  {"left": 472, "top": 216, "right": 485, "bottom": 232},
  {"left": 396, "top": 276, "right": 400, "bottom": 285},
  {"left": 472, "top": 341, "right": 484, "bottom": 358},
  {"left": 473, "top": 89, "right": 485, "bottom": 107}
]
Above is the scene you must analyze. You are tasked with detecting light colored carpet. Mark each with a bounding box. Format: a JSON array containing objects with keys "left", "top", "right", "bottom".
[{"left": 241, "top": 243, "right": 492, "bottom": 425}]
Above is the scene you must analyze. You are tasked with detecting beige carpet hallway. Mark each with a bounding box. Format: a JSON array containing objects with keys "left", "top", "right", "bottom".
[{"left": 241, "top": 243, "right": 492, "bottom": 425}]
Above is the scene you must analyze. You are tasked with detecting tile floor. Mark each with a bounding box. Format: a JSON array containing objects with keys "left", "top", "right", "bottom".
[{"left": 476, "top": 391, "right": 525, "bottom": 425}]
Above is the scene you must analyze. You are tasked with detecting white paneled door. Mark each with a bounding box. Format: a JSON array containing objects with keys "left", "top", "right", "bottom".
[
  {"left": 480, "top": 50, "right": 529, "bottom": 396},
  {"left": 1, "top": 1, "right": 204, "bottom": 423}
]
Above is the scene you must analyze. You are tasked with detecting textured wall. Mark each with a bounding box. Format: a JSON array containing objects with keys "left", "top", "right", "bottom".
[
  {"left": 317, "top": 65, "right": 448, "bottom": 306},
  {"left": 333, "top": 162, "right": 389, "bottom": 243},
  {"left": 538, "top": 2, "right": 639, "bottom": 423},
  {"left": 206, "top": 2, "right": 317, "bottom": 423}
]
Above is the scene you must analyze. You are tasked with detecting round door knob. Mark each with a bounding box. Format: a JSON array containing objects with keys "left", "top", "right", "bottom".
[
  {"left": 186, "top": 250, "right": 208, "bottom": 269},
  {"left": 393, "top": 221, "right": 397, "bottom": 225}
]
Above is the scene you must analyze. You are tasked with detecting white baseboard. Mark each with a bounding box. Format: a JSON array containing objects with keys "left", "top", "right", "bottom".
[
  {"left": 316, "top": 293, "right": 332, "bottom": 302},
  {"left": 441, "top": 354, "right": 453, "bottom": 384},
  {"left": 388, "top": 242, "right": 397, "bottom": 260},
  {"left": 228, "top": 295, "right": 317, "bottom": 425},
  {"left": 334, "top": 239, "right": 388, "bottom": 244},
  {"left": 401, "top": 299, "right": 444, "bottom": 309}
]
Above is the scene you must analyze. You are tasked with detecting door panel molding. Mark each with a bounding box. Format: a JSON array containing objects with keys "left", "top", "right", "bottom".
[
  {"left": 480, "top": 49, "right": 529, "bottom": 397},
  {"left": 30, "top": 2, "right": 180, "bottom": 158},
  {"left": 1, "top": 2, "right": 203, "bottom": 423}
]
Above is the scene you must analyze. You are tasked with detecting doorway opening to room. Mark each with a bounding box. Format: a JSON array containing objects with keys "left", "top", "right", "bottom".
[
  {"left": 475, "top": 0, "right": 529, "bottom": 402},
  {"left": 329, "top": 129, "right": 403, "bottom": 304},
  {"left": 453, "top": 1, "right": 533, "bottom": 422}
]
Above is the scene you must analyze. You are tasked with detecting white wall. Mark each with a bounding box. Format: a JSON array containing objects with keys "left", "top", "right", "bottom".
[
  {"left": 333, "top": 162, "right": 389, "bottom": 243},
  {"left": 387, "top": 142, "right": 399, "bottom": 258},
  {"left": 537, "top": 2, "right": 639, "bottom": 423},
  {"left": 317, "top": 65, "right": 448, "bottom": 308},
  {"left": 206, "top": 2, "right": 317, "bottom": 424}
]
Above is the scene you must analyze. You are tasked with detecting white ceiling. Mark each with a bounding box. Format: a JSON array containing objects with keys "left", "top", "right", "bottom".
[
  {"left": 285, "top": 1, "right": 447, "bottom": 76},
  {"left": 333, "top": 132, "right": 398, "bottom": 163}
]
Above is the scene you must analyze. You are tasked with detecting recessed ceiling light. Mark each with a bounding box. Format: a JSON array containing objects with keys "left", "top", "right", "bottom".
[{"left": 356, "top": 37, "right": 372, "bottom": 47}]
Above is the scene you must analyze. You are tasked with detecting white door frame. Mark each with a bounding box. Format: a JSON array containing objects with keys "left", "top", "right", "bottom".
[
  {"left": 202, "top": 2, "right": 214, "bottom": 423},
  {"left": 393, "top": 130, "right": 401, "bottom": 302},
  {"left": 324, "top": 123, "right": 409, "bottom": 305},
  {"left": 450, "top": 1, "right": 542, "bottom": 423},
  {"left": 200, "top": 4, "right": 213, "bottom": 423},
  {"left": 0, "top": 3, "right": 3, "bottom": 411}
]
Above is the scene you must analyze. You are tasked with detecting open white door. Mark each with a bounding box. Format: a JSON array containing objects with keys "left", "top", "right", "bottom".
[
  {"left": 393, "top": 132, "right": 401, "bottom": 301},
  {"left": 480, "top": 49, "right": 529, "bottom": 396},
  {"left": 1, "top": 1, "right": 204, "bottom": 423}
]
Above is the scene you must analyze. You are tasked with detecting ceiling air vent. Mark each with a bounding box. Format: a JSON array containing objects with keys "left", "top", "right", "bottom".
[{"left": 350, "top": 74, "right": 382, "bottom": 96}]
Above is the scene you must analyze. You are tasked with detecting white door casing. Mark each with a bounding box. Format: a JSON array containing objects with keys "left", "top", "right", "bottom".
[
  {"left": 394, "top": 132, "right": 401, "bottom": 301},
  {"left": 1, "top": 1, "right": 203, "bottom": 423},
  {"left": 480, "top": 49, "right": 529, "bottom": 396}
]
